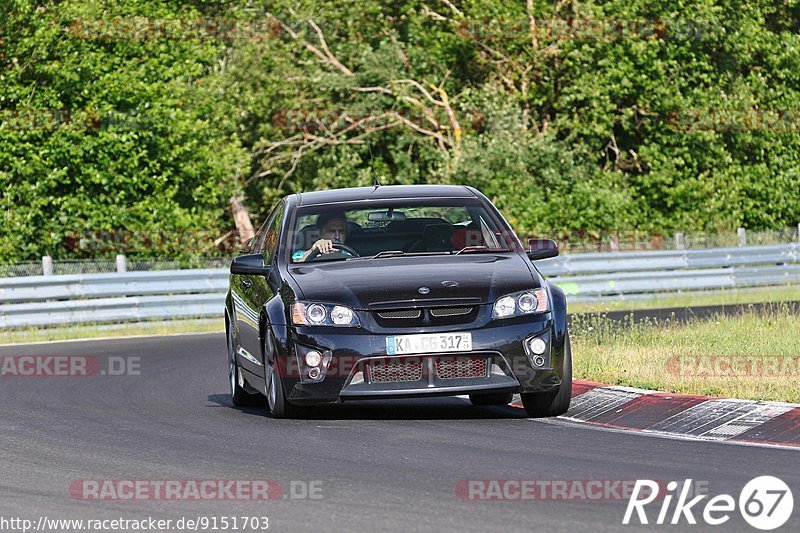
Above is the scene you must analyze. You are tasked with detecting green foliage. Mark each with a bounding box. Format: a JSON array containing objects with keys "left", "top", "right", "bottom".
[
  {"left": 1, "top": 0, "right": 246, "bottom": 260},
  {"left": 2, "top": 0, "right": 799, "bottom": 261}
]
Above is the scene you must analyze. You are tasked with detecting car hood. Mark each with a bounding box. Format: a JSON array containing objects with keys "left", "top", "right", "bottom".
[{"left": 286, "top": 253, "right": 539, "bottom": 310}]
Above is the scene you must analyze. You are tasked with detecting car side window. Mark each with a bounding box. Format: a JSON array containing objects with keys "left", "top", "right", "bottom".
[
  {"left": 260, "top": 201, "right": 285, "bottom": 263},
  {"left": 251, "top": 221, "right": 270, "bottom": 254}
]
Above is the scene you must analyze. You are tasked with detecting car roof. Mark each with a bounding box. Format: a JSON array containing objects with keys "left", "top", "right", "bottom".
[{"left": 294, "top": 185, "right": 477, "bottom": 206}]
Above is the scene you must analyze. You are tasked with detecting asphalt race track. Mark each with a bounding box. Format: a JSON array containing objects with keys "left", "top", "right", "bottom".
[{"left": 1, "top": 334, "right": 798, "bottom": 532}]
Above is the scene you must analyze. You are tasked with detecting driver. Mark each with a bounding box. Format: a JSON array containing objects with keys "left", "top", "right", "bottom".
[{"left": 294, "top": 212, "right": 349, "bottom": 262}]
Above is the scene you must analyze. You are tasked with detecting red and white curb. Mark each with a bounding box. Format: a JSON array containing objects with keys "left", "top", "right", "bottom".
[{"left": 515, "top": 381, "right": 800, "bottom": 449}]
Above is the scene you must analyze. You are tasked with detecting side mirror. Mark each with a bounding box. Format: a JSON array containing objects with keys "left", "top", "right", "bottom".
[
  {"left": 527, "top": 238, "right": 559, "bottom": 261},
  {"left": 230, "top": 253, "right": 270, "bottom": 275}
]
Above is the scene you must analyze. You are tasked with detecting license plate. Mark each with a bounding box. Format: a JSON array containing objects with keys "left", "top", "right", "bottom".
[{"left": 386, "top": 332, "right": 472, "bottom": 355}]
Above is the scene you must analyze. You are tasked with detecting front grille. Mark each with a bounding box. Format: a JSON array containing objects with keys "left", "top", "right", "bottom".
[
  {"left": 377, "top": 309, "right": 422, "bottom": 319},
  {"left": 352, "top": 354, "right": 496, "bottom": 386},
  {"left": 372, "top": 305, "right": 478, "bottom": 327},
  {"left": 434, "top": 357, "right": 488, "bottom": 379},
  {"left": 430, "top": 306, "right": 473, "bottom": 317},
  {"left": 367, "top": 359, "right": 423, "bottom": 383}
]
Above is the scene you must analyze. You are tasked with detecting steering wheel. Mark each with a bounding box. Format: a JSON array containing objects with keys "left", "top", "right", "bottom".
[{"left": 306, "top": 243, "right": 360, "bottom": 260}]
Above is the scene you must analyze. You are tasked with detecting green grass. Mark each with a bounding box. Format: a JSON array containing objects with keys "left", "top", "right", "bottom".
[
  {"left": 567, "top": 285, "right": 800, "bottom": 314},
  {"left": 571, "top": 304, "right": 800, "bottom": 403},
  {"left": 0, "top": 319, "right": 223, "bottom": 345}
]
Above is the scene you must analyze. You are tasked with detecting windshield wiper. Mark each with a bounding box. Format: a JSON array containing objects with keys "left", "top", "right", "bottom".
[
  {"left": 454, "top": 246, "right": 513, "bottom": 255},
  {"left": 370, "top": 250, "right": 454, "bottom": 259},
  {"left": 371, "top": 247, "right": 512, "bottom": 258},
  {"left": 372, "top": 250, "right": 407, "bottom": 259}
]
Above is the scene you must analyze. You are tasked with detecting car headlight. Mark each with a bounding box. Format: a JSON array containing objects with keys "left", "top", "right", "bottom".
[
  {"left": 492, "top": 288, "right": 549, "bottom": 319},
  {"left": 291, "top": 302, "right": 360, "bottom": 327}
]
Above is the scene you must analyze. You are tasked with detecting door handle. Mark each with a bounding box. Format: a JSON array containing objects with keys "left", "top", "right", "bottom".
[{"left": 241, "top": 278, "right": 252, "bottom": 289}]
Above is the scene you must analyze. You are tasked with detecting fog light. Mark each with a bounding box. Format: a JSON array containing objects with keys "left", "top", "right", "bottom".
[
  {"left": 308, "top": 367, "right": 321, "bottom": 380},
  {"left": 532, "top": 355, "right": 546, "bottom": 367},
  {"left": 305, "top": 350, "right": 322, "bottom": 367},
  {"left": 528, "top": 338, "right": 547, "bottom": 355}
]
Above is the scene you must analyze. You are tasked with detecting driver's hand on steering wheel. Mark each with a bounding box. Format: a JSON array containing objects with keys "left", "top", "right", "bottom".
[
  {"left": 311, "top": 239, "right": 335, "bottom": 255},
  {"left": 298, "top": 239, "right": 352, "bottom": 262}
]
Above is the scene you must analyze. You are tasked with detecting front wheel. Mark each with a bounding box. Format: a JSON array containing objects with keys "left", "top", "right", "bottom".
[
  {"left": 520, "top": 332, "right": 572, "bottom": 418},
  {"left": 228, "top": 324, "right": 260, "bottom": 407},
  {"left": 263, "top": 336, "right": 311, "bottom": 419}
]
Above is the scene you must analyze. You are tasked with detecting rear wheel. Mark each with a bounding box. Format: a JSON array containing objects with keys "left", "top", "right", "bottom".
[
  {"left": 520, "top": 332, "right": 572, "bottom": 418},
  {"left": 469, "top": 392, "right": 513, "bottom": 406}
]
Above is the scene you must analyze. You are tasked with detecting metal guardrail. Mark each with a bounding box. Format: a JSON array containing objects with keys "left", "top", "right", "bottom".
[
  {"left": 0, "top": 270, "right": 228, "bottom": 328},
  {"left": 0, "top": 294, "right": 224, "bottom": 328},
  {"left": 536, "top": 243, "right": 800, "bottom": 298},
  {"left": 546, "top": 265, "right": 800, "bottom": 298},
  {"left": 1, "top": 244, "right": 798, "bottom": 328},
  {"left": 536, "top": 243, "right": 800, "bottom": 275},
  {"left": 0, "top": 269, "right": 228, "bottom": 303}
]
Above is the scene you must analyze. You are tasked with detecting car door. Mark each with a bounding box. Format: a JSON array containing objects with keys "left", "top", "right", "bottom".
[
  {"left": 236, "top": 200, "right": 285, "bottom": 377},
  {"left": 231, "top": 218, "right": 268, "bottom": 377}
]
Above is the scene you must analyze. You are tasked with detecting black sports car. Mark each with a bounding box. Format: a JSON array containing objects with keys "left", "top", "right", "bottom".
[{"left": 225, "top": 185, "right": 571, "bottom": 418}]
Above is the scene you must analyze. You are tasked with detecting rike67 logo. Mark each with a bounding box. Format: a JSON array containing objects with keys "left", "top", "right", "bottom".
[{"left": 623, "top": 476, "right": 794, "bottom": 530}]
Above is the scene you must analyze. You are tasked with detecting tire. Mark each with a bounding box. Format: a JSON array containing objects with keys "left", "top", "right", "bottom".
[
  {"left": 520, "top": 331, "right": 572, "bottom": 418},
  {"left": 469, "top": 392, "right": 513, "bottom": 406},
  {"left": 263, "top": 335, "right": 310, "bottom": 419},
  {"left": 227, "top": 323, "right": 261, "bottom": 407}
]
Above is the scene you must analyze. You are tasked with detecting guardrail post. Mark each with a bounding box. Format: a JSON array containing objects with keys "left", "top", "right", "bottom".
[
  {"left": 797, "top": 223, "right": 800, "bottom": 242},
  {"left": 116, "top": 254, "right": 127, "bottom": 273},
  {"left": 737, "top": 227, "right": 746, "bottom": 246},
  {"left": 675, "top": 232, "right": 685, "bottom": 250},
  {"left": 42, "top": 255, "right": 53, "bottom": 276}
]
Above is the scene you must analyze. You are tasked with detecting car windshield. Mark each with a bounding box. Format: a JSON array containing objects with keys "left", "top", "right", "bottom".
[{"left": 287, "top": 201, "right": 521, "bottom": 263}]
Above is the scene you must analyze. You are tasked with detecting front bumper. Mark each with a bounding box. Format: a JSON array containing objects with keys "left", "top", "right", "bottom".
[{"left": 283, "top": 311, "right": 566, "bottom": 405}]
